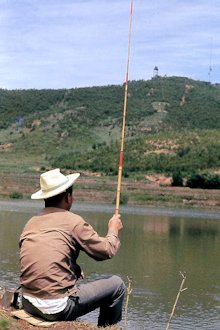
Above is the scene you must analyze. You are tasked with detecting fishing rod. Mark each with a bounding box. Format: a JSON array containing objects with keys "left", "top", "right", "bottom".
[{"left": 115, "top": 0, "right": 133, "bottom": 215}]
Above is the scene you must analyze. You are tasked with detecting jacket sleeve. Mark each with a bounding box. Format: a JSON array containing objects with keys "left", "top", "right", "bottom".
[{"left": 73, "top": 220, "right": 121, "bottom": 261}]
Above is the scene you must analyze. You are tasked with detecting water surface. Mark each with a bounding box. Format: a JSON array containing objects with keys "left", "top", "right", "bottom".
[{"left": 0, "top": 201, "right": 219, "bottom": 329}]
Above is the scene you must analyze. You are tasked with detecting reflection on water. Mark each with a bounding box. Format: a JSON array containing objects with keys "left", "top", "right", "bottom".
[{"left": 0, "top": 207, "right": 220, "bottom": 329}]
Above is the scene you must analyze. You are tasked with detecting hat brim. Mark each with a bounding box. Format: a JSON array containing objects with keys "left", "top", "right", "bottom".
[{"left": 31, "top": 173, "right": 80, "bottom": 200}]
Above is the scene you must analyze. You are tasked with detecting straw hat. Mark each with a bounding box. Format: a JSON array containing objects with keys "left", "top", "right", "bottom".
[{"left": 31, "top": 168, "right": 80, "bottom": 200}]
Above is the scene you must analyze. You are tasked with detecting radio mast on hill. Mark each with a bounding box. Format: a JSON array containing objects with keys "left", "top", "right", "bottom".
[
  {"left": 208, "top": 65, "right": 212, "bottom": 83},
  {"left": 208, "top": 39, "right": 213, "bottom": 83}
]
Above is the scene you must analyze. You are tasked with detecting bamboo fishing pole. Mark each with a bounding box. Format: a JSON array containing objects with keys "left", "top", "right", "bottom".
[{"left": 115, "top": 0, "right": 133, "bottom": 215}]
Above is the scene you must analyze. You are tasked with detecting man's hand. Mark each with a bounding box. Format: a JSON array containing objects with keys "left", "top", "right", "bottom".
[{"left": 108, "top": 214, "right": 123, "bottom": 234}]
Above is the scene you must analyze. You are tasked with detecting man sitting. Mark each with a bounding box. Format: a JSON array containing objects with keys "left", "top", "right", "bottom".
[{"left": 19, "top": 168, "right": 125, "bottom": 327}]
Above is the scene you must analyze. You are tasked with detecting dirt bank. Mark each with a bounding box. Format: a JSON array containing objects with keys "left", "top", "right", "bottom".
[
  {"left": 0, "top": 170, "right": 219, "bottom": 211},
  {"left": 0, "top": 306, "right": 119, "bottom": 330}
]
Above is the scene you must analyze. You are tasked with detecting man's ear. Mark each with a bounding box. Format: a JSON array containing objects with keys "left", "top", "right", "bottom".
[{"left": 66, "top": 192, "right": 72, "bottom": 204}]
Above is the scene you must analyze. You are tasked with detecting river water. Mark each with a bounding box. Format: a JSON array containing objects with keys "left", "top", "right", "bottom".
[{"left": 0, "top": 200, "right": 219, "bottom": 329}]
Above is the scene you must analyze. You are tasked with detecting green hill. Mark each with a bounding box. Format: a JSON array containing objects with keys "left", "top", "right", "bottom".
[{"left": 0, "top": 76, "right": 220, "bottom": 179}]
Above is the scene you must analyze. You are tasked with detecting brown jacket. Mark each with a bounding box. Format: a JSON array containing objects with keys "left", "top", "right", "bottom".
[{"left": 19, "top": 207, "right": 120, "bottom": 299}]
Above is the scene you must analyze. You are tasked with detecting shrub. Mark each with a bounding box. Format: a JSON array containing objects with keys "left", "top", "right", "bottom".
[
  {"left": 9, "top": 191, "right": 23, "bottom": 199},
  {"left": 171, "top": 171, "right": 184, "bottom": 187},
  {"left": 186, "top": 173, "right": 220, "bottom": 189},
  {"left": 113, "top": 192, "right": 129, "bottom": 205},
  {"left": 120, "top": 193, "right": 129, "bottom": 205}
]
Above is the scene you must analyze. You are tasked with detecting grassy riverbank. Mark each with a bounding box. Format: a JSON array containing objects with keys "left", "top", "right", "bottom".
[{"left": 0, "top": 168, "right": 219, "bottom": 211}]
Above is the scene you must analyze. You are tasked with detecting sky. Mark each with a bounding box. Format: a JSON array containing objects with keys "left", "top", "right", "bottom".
[{"left": 0, "top": 0, "right": 220, "bottom": 89}]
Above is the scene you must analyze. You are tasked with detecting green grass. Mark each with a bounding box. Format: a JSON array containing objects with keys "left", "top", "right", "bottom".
[
  {"left": 0, "top": 317, "right": 10, "bottom": 330},
  {"left": 131, "top": 193, "right": 183, "bottom": 203}
]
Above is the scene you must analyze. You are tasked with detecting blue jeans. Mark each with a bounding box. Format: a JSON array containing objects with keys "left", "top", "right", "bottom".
[{"left": 22, "top": 275, "right": 125, "bottom": 327}]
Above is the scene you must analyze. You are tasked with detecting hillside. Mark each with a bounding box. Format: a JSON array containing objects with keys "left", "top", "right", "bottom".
[{"left": 0, "top": 76, "right": 220, "bottom": 182}]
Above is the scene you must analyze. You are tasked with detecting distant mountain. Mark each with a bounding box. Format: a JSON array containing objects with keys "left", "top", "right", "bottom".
[{"left": 0, "top": 76, "right": 219, "bottom": 176}]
